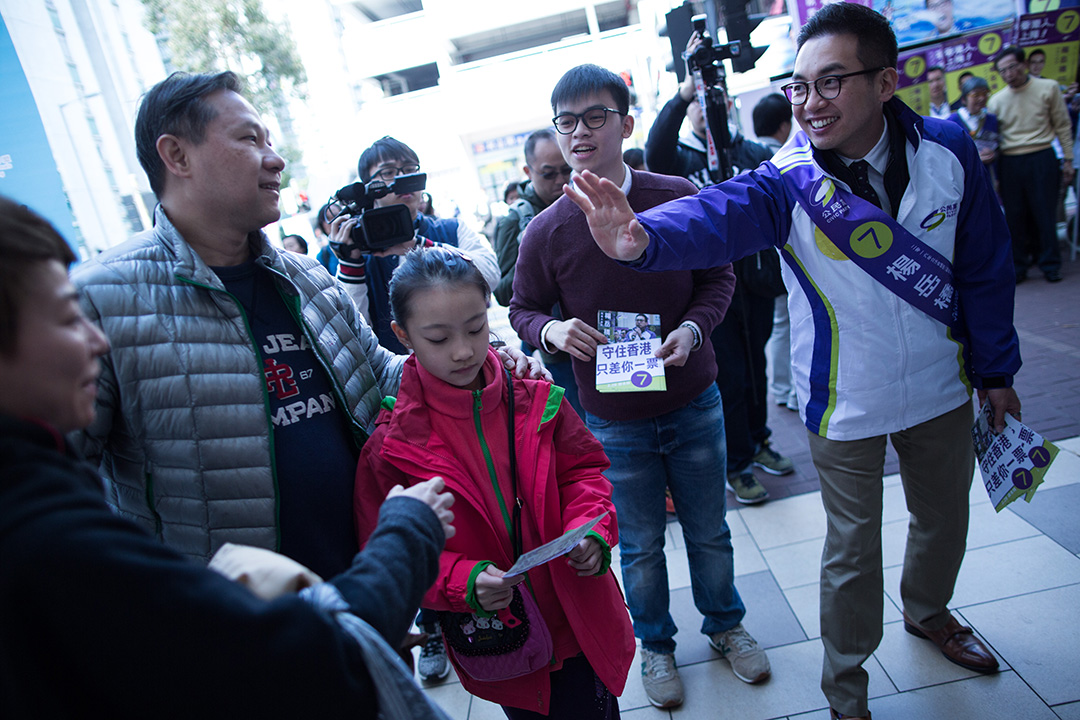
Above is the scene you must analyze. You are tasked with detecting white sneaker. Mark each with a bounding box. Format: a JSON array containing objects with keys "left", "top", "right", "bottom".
[
  {"left": 708, "top": 624, "right": 771, "bottom": 683},
  {"left": 640, "top": 648, "right": 683, "bottom": 708}
]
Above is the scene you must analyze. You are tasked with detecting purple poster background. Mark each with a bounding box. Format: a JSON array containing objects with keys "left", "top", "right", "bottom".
[
  {"left": 790, "top": 0, "right": 873, "bottom": 31},
  {"left": 895, "top": 8, "right": 1080, "bottom": 113}
]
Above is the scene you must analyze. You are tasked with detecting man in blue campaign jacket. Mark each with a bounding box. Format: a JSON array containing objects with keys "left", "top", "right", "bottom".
[{"left": 565, "top": 5, "right": 1020, "bottom": 719}]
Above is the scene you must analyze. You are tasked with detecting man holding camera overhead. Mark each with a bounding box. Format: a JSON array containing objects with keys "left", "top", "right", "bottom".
[
  {"left": 329, "top": 136, "right": 499, "bottom": 354},
  {"left": 72, "top": 73, "right": 541, "bottom": 584}
]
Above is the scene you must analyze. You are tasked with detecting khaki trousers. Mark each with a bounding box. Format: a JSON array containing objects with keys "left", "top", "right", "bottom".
[{"left": 808, "top": 401, "right": 976, "bottom": 716}]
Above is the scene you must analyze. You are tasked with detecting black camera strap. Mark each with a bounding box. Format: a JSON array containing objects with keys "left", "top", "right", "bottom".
[{"left": 504, "top": 366, "right": 522, "bottom": 560}]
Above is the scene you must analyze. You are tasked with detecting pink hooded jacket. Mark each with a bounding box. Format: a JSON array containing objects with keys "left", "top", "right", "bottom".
[{"left": 354, "top": 349, "right": 634, "bottom": 713}]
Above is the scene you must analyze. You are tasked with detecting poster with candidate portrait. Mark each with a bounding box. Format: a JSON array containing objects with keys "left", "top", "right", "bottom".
[
  {"left": 880, "top": 0, "right": 1018, "bottom": 46},
  {"left": 1013, "top": 8, "right": 1080, "bottom": 88},
  {"left": 895, "top": 25, "right": 1014, "bottom": 112},
  {"left": 790, "top": 0, "right": 1066, "bottom": 51},
  {"left": 894, "top": 8, "right": 1080, "bottom": 112}
]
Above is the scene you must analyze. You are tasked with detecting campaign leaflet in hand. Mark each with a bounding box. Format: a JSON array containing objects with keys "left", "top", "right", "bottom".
[
  {"left": 595, "top": 310, "right": 666, "bottom": 393},
  {"left": 971, "top": 402, "right": 1059, "bottom": 512},
  {"left": 503, "top": 512, "right": 609, "bottom": 578}
]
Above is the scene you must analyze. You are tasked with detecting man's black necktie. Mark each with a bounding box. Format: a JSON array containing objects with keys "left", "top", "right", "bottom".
[{"left": 848, "top": 159, "right": 882, "bottom": 209}]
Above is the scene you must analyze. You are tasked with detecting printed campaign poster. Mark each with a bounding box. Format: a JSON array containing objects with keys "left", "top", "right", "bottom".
[
  {"left": 895, "top": 8, "right": 1080, "bottom": 114},
  {"left": 878, "top": 0, "right": 1017, "bottom": 46},
  {"left": 896, "top": 24, "right": 1014, "bottom": 112},
  {"left": 595, "top": 311, "right": 666, "bottom": 393},
  {"left": 1019, "top": 0, "right": 1080, "bottom": 12},
  {"left": 971, "top": 402, "right": 1059, "bottom": 512},
  {"left": 1013, "top": 8, "right": 1080, "bottom": 89}
]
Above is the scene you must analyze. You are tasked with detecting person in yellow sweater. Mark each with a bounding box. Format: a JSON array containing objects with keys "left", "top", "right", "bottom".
[{"left": 988, "top": 45, "right": 1074, "bottom": 283}]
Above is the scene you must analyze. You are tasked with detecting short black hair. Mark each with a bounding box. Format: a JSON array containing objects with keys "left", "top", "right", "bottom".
[
  {"left": 0, "top": 196, "right": 77, "bottom": 356},
  {"left": 623, "top": 147, "right": 645, "bottom": 170},
  {"left": 994, "top": 45, "right": 1026, "bottom": 68},
  {"left": 282, "top": 234, "right": 308, "bottom": 254},
  {"left": 797, "top": 3, "right": 897, "bottom": 72},
  {"left": 551, "top": 64, "right": 630, "bottom": 115},
  {"left": 927, "top": 65, "right": 945, "bottom": 77},
  {"left": 357, "top": 136, "right": 420, "bottom": 184},
  {"left": 523, "top": 128, "right": 558, "bottom": 166},
  {"left": 752, "top": 93, "right": 792, "bottom": 138},
  {"left": 135, "top": 71, "right": 244, "bottom": 198},
  {"left": 1029, "top": 48, "right": 1046, "bottom": 60},
  {"left": 389, "top": 247, "right": 489, "bottom": 329},
  {"left": 503, "top": 180, "right": 520, "bottom": 204}
]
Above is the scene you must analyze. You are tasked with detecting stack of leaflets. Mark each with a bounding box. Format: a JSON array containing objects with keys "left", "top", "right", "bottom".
[{"left": 971, "top": 402, "right": 1059, "bottom": 512}]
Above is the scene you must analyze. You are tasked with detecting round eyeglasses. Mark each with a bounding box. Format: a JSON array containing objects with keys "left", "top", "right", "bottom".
[
  {"left": 780, "top": 67, "right": 887, "bottom": 106},
  {"left": 552, "top": 106, "right": 624, "bottom": 135},
  {"left": 371, "top": 163, "right": 420, "bottom": 182}
]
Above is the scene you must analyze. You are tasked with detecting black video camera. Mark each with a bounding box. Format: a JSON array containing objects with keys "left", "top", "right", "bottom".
[
  {"left": 331, "top": 172, "right": 427, "bottom": 254},
  {"left": 684, "top": 15, "right": 734, "bottom": 183}
]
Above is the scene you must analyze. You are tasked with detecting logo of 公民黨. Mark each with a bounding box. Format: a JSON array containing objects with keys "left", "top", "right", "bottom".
[
  {"left": 811, "top": 176, "right": 836, "bottom": 207},
  {"left": 921, "top": 202, "right": 959, "bottom": 231},
  {"left": 921, "top": 211, "right": 946, "bottom": 230}
]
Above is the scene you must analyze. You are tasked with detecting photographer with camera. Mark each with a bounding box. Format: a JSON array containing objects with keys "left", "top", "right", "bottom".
[
  {"left": 330, "top": 137, "right": 500, "bottom": 355},
  {"left": 645, "top": 33, "right": 773, "bottom": 185},
  {"left": 645, "top": 30, "right": 795, "bottom": 506}
]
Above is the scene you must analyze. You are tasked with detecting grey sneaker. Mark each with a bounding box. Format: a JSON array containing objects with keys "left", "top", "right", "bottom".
[
  {"left": 752, "top": 441, "right": 794, "bottom": 475},
  {"left": 726, "top": 471, "right": 769, "bottom": 504},
  {"left": 640, "top": 648, "right": 684, "bottom": 708},
  {"left": 709, "top": 623, "right": 771, "bottom": 683},
  {"left": 417, "top": 633, "right": 450, "bottom": 682}
]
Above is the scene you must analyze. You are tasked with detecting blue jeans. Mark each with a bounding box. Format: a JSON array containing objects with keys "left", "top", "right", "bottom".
[{"left": 585, "top": 385, "right": 745, "bottom": 653}]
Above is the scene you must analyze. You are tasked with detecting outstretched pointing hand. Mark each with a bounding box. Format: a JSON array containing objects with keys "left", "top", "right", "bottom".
[{"left": 563, "top": 170, "right": 651, "bottom": 262}]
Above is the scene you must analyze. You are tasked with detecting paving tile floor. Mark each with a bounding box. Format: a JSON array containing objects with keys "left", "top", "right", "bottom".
[{"left": 413, "top": 436, "right": 1080, "bottom": 719}]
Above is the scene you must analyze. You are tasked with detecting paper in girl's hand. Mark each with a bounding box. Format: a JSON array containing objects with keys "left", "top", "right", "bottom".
[{"left": 502, "top": 512, "right": 608, "bottom": 578}]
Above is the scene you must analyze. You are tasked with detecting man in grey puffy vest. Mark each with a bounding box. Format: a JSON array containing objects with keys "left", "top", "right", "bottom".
[{"left": 71, "top": 71, "right": 542, "bottom": 582}]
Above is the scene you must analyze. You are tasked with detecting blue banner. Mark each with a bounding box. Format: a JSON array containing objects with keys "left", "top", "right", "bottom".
[{"left": 0, "top": 16, "right": 81, "bottom": 259}]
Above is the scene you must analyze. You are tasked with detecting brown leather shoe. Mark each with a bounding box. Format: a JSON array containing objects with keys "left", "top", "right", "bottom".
[
  {"left": 829, "top": 709, "right": 871, "bottom": 719},
  {"left": 903, "top": 612, "right": 999, "bottom": 673}
]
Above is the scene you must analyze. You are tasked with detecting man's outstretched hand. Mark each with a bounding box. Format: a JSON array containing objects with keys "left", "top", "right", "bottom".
[{"left": 563, "top": 170, "right": 651, "bottom": 263}]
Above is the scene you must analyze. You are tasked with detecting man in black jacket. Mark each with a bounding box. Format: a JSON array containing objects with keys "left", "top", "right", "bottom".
[
  {"left": 0, "top": 195, "right": 454, "bottom": 719},
  {"left": 645, "top": 36, "right": 795, "bottom": 504}
]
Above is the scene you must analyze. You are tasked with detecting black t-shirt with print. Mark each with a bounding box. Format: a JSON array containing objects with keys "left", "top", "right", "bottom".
[{"left": 216, "top": 260, "right": 359, "bottom": 579}]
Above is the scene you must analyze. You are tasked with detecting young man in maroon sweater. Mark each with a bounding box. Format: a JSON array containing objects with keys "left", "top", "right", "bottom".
[{"left": 508, "top": 64, "right": 771, "bottom": 709}]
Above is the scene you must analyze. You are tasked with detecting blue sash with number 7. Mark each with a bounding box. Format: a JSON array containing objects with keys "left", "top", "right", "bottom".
[{"left": 773, "top": 134, "right": 960, "bottom": 329}]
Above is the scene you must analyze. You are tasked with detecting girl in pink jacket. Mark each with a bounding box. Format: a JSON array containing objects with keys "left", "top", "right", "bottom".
[{"left": 354, "top": 247, "right": 634, "bottom": 718}]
